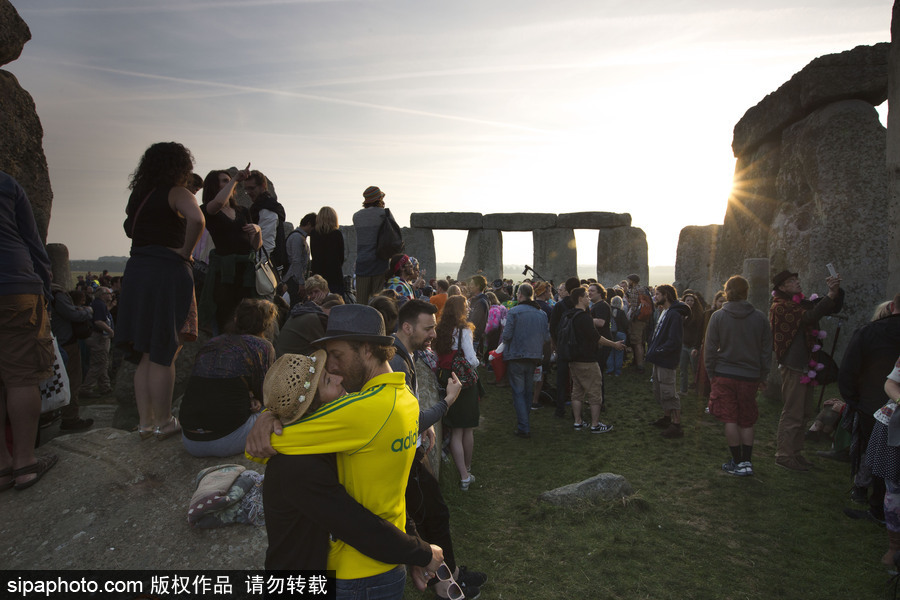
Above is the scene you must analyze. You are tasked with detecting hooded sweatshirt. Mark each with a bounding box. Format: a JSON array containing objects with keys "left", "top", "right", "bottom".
[
  {"left": 704, "top": 300, "right": 771, "bottom": 381},
  {"left": 646, "top": 300, "right": 690, "bottom": 369}
]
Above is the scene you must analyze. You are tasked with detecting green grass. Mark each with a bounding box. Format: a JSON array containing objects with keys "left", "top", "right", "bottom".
[{"left": 405, "top": 366, "right": 892, "bottom": 600}]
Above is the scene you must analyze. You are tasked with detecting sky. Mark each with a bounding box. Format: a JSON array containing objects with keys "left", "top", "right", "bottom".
[{"left": 7, "top": 0, "right": 894, "bottom": 270}]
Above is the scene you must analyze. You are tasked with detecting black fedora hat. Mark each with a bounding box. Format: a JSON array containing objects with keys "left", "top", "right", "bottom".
[
  {"left": 313, "top": 304, "right": 395, "bottom": 346},
  {"left": 772, "top": 270, "right": 799, "bottom": 290}
]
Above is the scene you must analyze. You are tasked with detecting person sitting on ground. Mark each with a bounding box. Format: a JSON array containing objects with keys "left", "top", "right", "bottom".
[
  {"left": 275, "top": 276, "right": 341, "bottom": 357},
  {"left": 179, "top": 299, "right": 277, "bottom": 457}
]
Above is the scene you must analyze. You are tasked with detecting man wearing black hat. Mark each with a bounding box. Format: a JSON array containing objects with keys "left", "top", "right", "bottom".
[
  {"left": 249, "top": 304, "right": 438, "bottom": 598},
  {"left": 770, "top": 269, "right": 843, "bottom": 472}
]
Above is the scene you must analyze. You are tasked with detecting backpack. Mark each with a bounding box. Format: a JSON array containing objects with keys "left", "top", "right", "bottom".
[
  {"left": 376, "top": 208, "right": 404, "bottom": 260},
  {"left": 636, "top": 291, "right": 653, "bottom": 322},
  {"left": 556, "top": 309, "right": 580, "bottom": 361}
]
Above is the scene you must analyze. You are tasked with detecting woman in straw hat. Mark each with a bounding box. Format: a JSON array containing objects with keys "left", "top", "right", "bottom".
[{"left": 250, "top": 304, "right": 442, "bottom": 596}]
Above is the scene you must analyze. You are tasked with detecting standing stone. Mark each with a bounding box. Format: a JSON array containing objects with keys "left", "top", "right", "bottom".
[
  {"left": 46, "top": 243, "right": 72, "bottom": 290},
  {"left": 415, "top": 358, "right": 443, "bottom": 477},
  {"left": 0, "top": 0, "right": 30, "bottom": 67},
  {"left": 888, "top": 0, "right": 900, "bottom": 295},
  {"left": 674, "top": 225, "right": 720, "bottom": 299},
  {"left": 533, "top": 228, "right": 577, "bottom": 285},
  {"left": 402, "top": 227, "right": 436, "bottom": 282},
  {"left": 340, "top": 225, "right": 356, "bottom": 279},
  {"left": 743, "top": 258, "right": 771, "bottom": 313},
  {"left": 0, "top": 70, "right": 53, "bottom": 243},
  {"left": 596, "top": 227, "right": 648, "bottom": 287},
  {"left": 769, "top": 99, "right": 889, "bottom": 353},
  {"left": 715, "top": 142, "right": 781, "bottom": 288},
  {"left": 458, "top": 229, "right": 502, "bottom": 282}
]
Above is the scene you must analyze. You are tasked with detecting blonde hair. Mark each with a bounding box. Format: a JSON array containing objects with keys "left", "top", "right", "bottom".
[
  {"left": 305, "top": 274, "right": 329, "bottom": 295},
  {"left": 315, "top": 206, "right": 338, "bottom": 234}
]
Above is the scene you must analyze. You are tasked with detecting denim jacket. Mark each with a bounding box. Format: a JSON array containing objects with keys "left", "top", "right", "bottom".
[{"left": 501, "top": 301, "right": 549, "bottom": 361}]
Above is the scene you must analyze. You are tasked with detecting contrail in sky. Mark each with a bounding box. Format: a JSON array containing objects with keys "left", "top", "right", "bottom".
[{"left": 45, "top": 60, "right": 548, "bottom": 134}]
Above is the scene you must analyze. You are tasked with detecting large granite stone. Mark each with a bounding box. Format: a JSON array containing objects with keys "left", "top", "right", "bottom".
[
  {"left": 482, "top": 213, "right": 556, "bottom": 231},
  {"left": 46, "top": 243, "right": 72, "bottom": 290},
  {"left": 458, "top": 229, "right": 502, "bottom": 282},
  {"left": 539, "top": 472, "right": 634, "bottom": 506},
  {"left": 410, "top": 212, "right": 483, "bottom": 230},
  {"left": 714, "top": 141, "right": 781, "bottom": 288},
  {"left": 888, "top": 2, "right": 900, "bottom": 295},
  {"left": 0, "top": 428, "right": 268, "bottom": 569},
  {"left": 0, "top": 0, "right": 29, "bottom": 67},
  {"left": 339, "top": 224, "right": 355, "bottom": 278},
  {"left": 743, "top": 258, "right": 772, "bottom": 313},
  {"left": 533, "top": 228, "right": 577, "bottom": 286},
  {"left": 596, "top": 227, "right": 648, "bottom": 287},
  {"left": 556, "top": 212, "right": 631, "bottom": 229},
  {"left": 415, "top": 358, "right": 443, "bottom": 478},
  {"left": 674, "top": 225, "right": 721, "bottom": 299},
  {"left": 769, "top": 100, "right": 890, "bottom": 351},
  {"left": 733, "top": 43, "right": 890, "bottom": 157},
  {"left": 0, "top": 70, "right": 53, "bottom": 242},
  {"left": 402, "top": 227, "right": 436, "bottom": 282}
]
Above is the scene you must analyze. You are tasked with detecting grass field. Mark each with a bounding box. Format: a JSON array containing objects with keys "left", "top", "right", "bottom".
[{"left": 406, "top": 364, "right": 893, "bottom": 600}]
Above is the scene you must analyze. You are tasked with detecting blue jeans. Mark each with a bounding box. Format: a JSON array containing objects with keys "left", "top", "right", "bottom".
[
  {"left": 181, "top": 411, "right": 261, "bottom": 458},
  {"left": 508, "top": 360, "right": 535, "bottom": 433},
  {"left": 336, "top": 566, "right": 406, "bottom": 600},
  {"left": 606, "top": 332, "right": 626, "bottom": 375}
]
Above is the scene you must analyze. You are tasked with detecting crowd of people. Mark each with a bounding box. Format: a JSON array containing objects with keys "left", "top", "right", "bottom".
[{"left": 3, "top": 139, "right": 900, "bottom": 595}]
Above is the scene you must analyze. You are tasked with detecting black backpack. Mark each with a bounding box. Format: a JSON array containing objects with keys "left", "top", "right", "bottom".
[
  {"left": 556, "top": 309, "right": 580, "bottom": 361},
  {"left": 376, "top": 209, "right": 404, "bottom": 260}
]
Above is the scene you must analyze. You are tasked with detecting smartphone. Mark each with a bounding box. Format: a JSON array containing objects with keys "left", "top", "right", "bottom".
[{"left": 826, "top": 263, "right": 837, "bottom": 277}]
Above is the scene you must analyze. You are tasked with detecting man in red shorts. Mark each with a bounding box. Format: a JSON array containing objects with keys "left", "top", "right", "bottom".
[
  {"left": 0, "top": 171, "right": 58, "bottom": 491},
  {"left": 704, "top": 275, "right": 771, "bottom": 476}
]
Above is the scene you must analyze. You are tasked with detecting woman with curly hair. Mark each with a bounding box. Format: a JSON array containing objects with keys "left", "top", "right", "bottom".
[
  {"left": 179, "top": 298, "right": 276, "bottom": 457},
  {"left": 433, "top": 295, "right": 481, "bottom": 490},
  {"left": 309, "top": 206, "right": 345, "bottom": 295},
  {"left": 116, "top": 142, "right": 205, "bottom": 441},
  {"left": 197, "top": 166, "right": 262, "bottom": 333}
]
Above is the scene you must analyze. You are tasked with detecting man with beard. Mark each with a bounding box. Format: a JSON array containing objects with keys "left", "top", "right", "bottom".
[
  {"left": 248, "top": 304, "right": 441, "bottom": 599},
  {"left": 646, "top": 284, "right": 691, "bottom": 439},
  {"left": 390, "top": 299, "right": 487, "bottom": 599}
]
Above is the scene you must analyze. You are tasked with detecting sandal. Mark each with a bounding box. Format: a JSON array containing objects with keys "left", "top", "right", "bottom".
[
  {"left": 154, "top": 416, "right": 181, "bottom": 441},
  {"left": 137, "top": 426, "right": 155, "bottom": 441},
  {"left": 13, "top": 455, "right": 58, "bottom": 491},
  {"left": 0, "top": 467, "right": 13, "bottom": 492}
]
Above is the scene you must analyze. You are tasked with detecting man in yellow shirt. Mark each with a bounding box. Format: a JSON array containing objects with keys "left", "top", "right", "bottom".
[{"left": 248, "top": 304, "right": 438, "bottom": 599}]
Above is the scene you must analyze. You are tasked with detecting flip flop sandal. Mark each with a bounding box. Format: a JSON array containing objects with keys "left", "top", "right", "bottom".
[
  {"left": 154, "top": 416, "right": 181, "bottom": 441},
  {"left": 12, "top": 455, "right": 58, "bottom": 491},
  {"left": 0, "top": 467, "right": 13, "bottom": 492}
]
